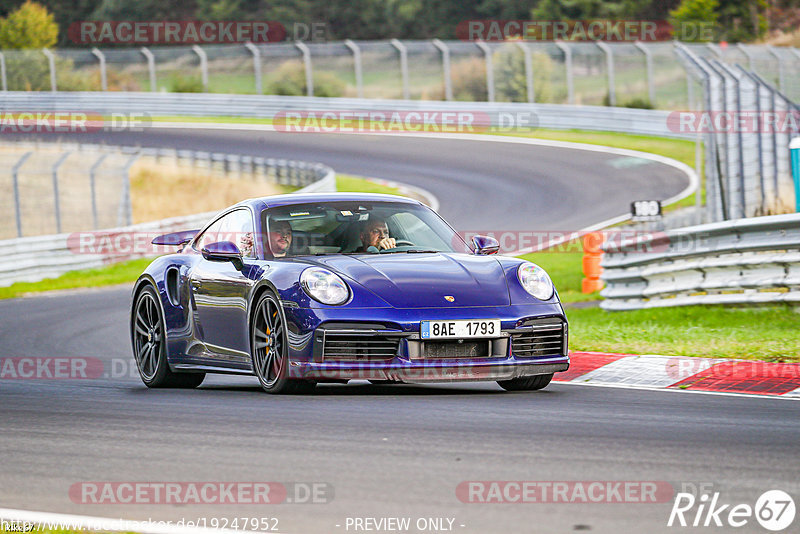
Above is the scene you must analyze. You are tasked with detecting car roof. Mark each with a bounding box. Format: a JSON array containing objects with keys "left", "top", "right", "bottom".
[{"left": 237, "top": 192, "right": 424, "bottom": 210}]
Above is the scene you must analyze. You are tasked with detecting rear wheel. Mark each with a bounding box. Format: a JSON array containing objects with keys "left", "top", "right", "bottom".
[
  {"left": 251, "top": 291, "right": 315, "bottom": 394},
  {"left": 497, "top": 373, "right": 553, "bottom": 392},
  {"left": 132, "top": 285, "right": 205, "bottom": 389}
]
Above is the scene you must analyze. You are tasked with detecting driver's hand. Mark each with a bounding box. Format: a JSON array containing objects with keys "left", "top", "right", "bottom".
[{"left": 378, "top": 237, "right": 396, "bottom": 250}]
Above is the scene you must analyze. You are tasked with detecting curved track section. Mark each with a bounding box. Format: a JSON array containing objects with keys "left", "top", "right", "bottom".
[{"left": 4, "top": 129, "right": 796, "bottom": 534}]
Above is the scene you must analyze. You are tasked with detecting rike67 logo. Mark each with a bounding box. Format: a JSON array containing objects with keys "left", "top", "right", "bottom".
[{"left": 668, "top": 489, "right": 795, "bottom": 531}]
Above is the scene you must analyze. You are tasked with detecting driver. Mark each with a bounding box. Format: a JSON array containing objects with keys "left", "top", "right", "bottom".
[
  {"left": 358, "top": 217, "right": 396, "bottom": 252},
  {"left": 268, "top": 220, "right": 293, "bottom": 258}
]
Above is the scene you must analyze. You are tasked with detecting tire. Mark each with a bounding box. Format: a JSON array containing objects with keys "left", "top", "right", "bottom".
[
  {"left": 132, "top": 285, "right": 205, "bottom": 389},
  {"left": 497, "top": 373, "right": 553, "bottom": 392},
  {"left": 251, "top": 291, "right": 315, "bottom": 394}
]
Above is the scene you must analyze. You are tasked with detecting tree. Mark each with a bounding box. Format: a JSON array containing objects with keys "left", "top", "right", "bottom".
[
  {"left": 0, "top": 1, "right": 58, "bottom": 49},
  {"left": 669, "top": 0, "right": 719, "bottom": 42}
]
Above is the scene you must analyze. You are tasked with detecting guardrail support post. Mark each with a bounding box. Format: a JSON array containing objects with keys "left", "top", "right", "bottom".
[
  {"left": 244, "top": 42, "right": 263, "bottom": 95},
  {"left": 515, "top": 42, "right": 535, "bottom": 103},
  {"left": 12, "top": 152, "right": 32, "bottom": 238},
  {"left": 42, "top": 49, "right": 57, "bottom": 92},
  {"left": 475, "top": 41, "right": 495, "bottom": 102},
  {"left": 294, "top": 41, "right": 313, "bottom": 97},
  {"left": 51, "top": 152, "right": 71, "bottom": 234},
  {"left": 390, "top": 39, "right": 410, "bottom": 100},
  {"left": 791, "top": 137, "right": 800, "bottom": 212},
  {"left": 91, "top": 48, "right": 107, "bottom": 91},
  {"left": 596, "top": 41, "right": 615, "bottom": 106},
  {"left": 432, "top": 39, "right": 453, "bottom": 101},
  {"left": 344, "top": 40, "right": 364, "bottom": 99},
  {"left": 89, "top": 154, "right": 108, "bottom": 230},
  {"left": 554, "top": 41, "right": 574, "bottom": 105},
  {"left": 191, "top": 45, "right": 209, "bottom": 92},
  {"left": 634, "top": 41, "right": 655, "bottom": 105},
  {"left": 140, "top": 47, "right": 156, "bottom": 92},
  {"left": 582, "top": 232, "right": 605, "bottom": 293},
  {"left": 0, "top": 52, "right": 8, "bottom": 91}
]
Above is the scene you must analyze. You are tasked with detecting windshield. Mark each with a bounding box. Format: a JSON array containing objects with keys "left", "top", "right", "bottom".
[{"left": 261, "top": 201, "right": 472, "bottom": 258}]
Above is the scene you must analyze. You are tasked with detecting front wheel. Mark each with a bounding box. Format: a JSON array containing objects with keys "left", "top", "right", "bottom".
[
  {"left": 251, "top": 291, "right": 315, "bottom": 394},
  {"left": 497, "top": 373, "right": 553, "bottom": 392},
  {"left": 132, "top": 285, "right": 205, "bottom": 389}
]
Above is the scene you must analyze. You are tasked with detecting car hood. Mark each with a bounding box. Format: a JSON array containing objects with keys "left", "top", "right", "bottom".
[{"left": 312, "top": 253, "right": 510, "bottom": 308}]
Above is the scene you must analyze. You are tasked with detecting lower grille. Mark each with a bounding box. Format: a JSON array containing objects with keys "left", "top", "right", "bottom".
[
  {"left": 322, "top": 334, "right": 400, "bottom": 362},
  {"left": 423, "top": 340, "right": 490, "bottom": 359},
  {"left": 511, "top": 318, "right": 566, "bottom": 358}
]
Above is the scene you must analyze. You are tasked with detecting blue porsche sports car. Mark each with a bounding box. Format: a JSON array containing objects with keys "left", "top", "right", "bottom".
[{"left": 130, "top": 193, "right": 569, "bottom": 393}]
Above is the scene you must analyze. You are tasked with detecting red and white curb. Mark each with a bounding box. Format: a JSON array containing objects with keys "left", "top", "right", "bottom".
[{"left": 556, "top": 352, "right": 800, "bottom": 399}]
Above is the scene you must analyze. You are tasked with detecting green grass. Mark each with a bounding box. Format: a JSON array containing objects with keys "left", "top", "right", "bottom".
[
  {"left": 336, "top": 175, "right": 404, "bottom": 196},
  {"left": 566, "top": 305, "right": 800, "bottom": 362}
]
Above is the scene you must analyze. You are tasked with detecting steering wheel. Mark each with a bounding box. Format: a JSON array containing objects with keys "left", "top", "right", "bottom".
[{"left": 393, "top": 240, "right": 414, "bottom": 247}]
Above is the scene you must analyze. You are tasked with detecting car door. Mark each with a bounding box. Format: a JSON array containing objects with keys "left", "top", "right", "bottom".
[{"left": 189, "top": 208, "right": 258, "bottom": 363}]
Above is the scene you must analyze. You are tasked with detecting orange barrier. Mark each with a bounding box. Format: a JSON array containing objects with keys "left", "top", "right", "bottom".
[{"left": 581, "top": 232, "right": 605, "bottom": 293}]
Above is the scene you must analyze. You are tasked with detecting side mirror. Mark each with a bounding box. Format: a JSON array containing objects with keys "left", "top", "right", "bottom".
[
  {"left": 472, "top": 235, "right": 500, "bottom": 255},
  {"left": 202, "top": 241, "right": 243, "bottom": 268}
]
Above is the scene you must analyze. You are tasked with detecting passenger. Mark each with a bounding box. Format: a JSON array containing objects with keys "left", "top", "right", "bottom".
[
  {"left": 358, "top": 217, "right": 396, "bottom": 252},
  {"left": 268, "top": 220, "right": 293, "bottom": 258}
]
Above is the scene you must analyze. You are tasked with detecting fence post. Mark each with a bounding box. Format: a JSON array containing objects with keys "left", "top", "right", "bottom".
[
  {"left": 344, "top": 40, "right": 364, "bottom": 99},
  {"left": 89, "top": 154, "right": 108, "bottom": 230},
  {"left": 91, "top": 48, "right": 107, "bottom": 91},
  {"left": 595, "top": 41, "right": 615, "bottom": 106},
  {"left": 432, "top": 39, "right": 453, "bottom": 101},
  {"left": 191, "top": 45, "right": 209, "bottom": 92},
  {"left": 634, "top": 41, "right": 655, "bottom": 105},
  {"left": 390, "top": 39, "right": 410, "bottom": 100},
  {"left": 42, "top": 49, "right": 57, "bottom": 92},
  {"left": 514, "top": 42, "right": 535, "bottom": 103},
  {"left": 120, "top": 153, "right": 139, "bottom": 226},
  {"left": 475, "top": 41, "right": 494, "bottom": 102},
  {"left": 713, "top": 61, "right": 747, "bottom": 218},
  {"left": 140, "top": 47, "right": 156, "bottom": 92},
  {"left": 705, "top": 43, "right": 722, "bottom": 59},
  {"left": 52, "top": 152, "right": 71, "bottom": 234},
  {"left": 244, "top": 42, "right": 263, "bottom": 95},
  {"left": 294, "top": 41, "right": 314, "bottom": 97},
  {"left": 767, "top": 46, "right": 785, "bottom": 92},
  {"left": 12, "top": 152, "right": 32, "bottom": 238},
  {"left": 736, "top": 43, "right": 754, "bottom": 71},
  {"left": 554, "top": 41, "right": 574, "bottom": 105},
  {"left": 0, "top": 52, "right": 8, "bottom": 91},
  {"left": 735, "top": 66, "right": 767, "bottom": 212}
]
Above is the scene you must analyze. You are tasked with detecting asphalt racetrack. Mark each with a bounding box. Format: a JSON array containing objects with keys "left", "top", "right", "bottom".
[{"left": 2, "top": 129, "right": 797, "bottom": 533}]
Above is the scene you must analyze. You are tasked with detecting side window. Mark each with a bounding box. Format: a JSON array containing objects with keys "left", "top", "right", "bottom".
[{"left": 194, "top": 209, "right": 255, "bottom": 258}]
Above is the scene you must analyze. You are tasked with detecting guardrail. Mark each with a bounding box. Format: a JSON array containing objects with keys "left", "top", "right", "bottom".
[
  {"left": 599, "top": 212, "right": 800, "bottom": 310},
  {"left": 0, "top": 148, "right": 335, "bottom": 287},
  {"left": 0, "top": 91, "right": 692, "bottom": 139}
]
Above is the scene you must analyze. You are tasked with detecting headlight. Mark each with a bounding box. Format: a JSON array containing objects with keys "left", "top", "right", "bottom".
[
  {"left": 300, "top": 267, "right": 350, "bottom": 305},
  {"left": 517, "top": 263, "right": 554, "bottom": 300}
]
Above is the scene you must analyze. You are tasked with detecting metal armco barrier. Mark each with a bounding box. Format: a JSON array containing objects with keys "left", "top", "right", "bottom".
[
  {"left": 0, "top": 91, "right": 691, "bottom": 139},
  {"left": 600, "top": 213, "right": 800, "bottom": 310},
  {"left": 0, "top": 152, "right": 335, "bottom": 287}
]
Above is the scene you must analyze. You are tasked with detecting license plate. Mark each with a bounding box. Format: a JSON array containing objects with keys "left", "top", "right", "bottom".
[{"left": 420, "top": 319, "right": 501, "bottom": 339}]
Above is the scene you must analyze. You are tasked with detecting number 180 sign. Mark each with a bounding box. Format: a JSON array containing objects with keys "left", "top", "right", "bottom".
[{"left": 631, "top": 200, "right": 662, "bottom": 222}]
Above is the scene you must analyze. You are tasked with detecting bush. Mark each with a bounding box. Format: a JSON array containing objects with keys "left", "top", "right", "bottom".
[
  {"left": 4, "top": 50, "right": 90, "bottom": 91},
  {"left": 494, "top": 43, "right": 554, "bottom": 103},
  {"left": 451, "top": 57, "right": 487, "bottom": 101},
  {"left": 169, "top": 74, "right": 204, "bottom": 93},
  {"left": 268, "top": 61, "right": 345, "bottom": 98}
]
